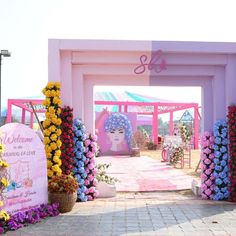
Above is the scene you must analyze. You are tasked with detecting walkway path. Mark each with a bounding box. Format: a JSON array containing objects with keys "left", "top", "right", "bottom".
[
  {"left": 97, "top": 156, "right": 195, "bottom": 191},
  {"left": 8, "top": 192, "right": 236, "bottom": 236}
]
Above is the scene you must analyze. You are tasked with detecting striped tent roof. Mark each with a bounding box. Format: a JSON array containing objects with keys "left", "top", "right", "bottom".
[{"left": 94, "top": 91, "right": 172, "bottom": 102}]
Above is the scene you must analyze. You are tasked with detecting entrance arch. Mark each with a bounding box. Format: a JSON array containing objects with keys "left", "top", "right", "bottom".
[{"left": 48, "top": 39, "right": 236, "bottom": 135}]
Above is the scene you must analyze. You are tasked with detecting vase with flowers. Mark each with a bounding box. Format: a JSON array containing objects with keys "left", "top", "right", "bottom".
[{"left": 48, "top": 174, "right": 78, "bottom": 213}]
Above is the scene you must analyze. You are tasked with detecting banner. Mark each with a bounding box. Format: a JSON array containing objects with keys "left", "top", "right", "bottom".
[{"left": 0, "top": 123, "right": 48, "bottom": 214}]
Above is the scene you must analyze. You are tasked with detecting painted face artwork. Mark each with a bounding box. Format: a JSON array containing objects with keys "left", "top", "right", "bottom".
[
  {"left": 104, "top": 113, "right": 133, "bottom": 152},
  {"left": 107, "top": 128, "right": 125, "bottom": 151}
]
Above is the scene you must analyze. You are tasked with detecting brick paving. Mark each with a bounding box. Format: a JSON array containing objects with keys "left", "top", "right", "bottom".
[{"left": 6, "top": 191, "right": 236, "bottom": 236}]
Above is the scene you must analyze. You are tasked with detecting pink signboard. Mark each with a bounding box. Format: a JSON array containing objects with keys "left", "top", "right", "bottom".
[
  {"left": 0, "top": 123, "right": 48, "bottom": 214},
  {"left": 96, "top": 112, "right": 137, "bottom": 155}
]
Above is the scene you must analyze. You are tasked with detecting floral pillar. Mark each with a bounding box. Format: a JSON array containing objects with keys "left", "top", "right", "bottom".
[
  {"left": 200, "top": 131, "right": 215, "bottom": 199},
  {"left": 60, "top": 106, "right": 74, "bottom": 175},
  {"left": 42, "top": 82, "right": 62, "bottom": 178},
  {"left": 213, "top": 120, "right": 230, "bottom": 200},
  {"left": 227, "top": 105, "right": 236, "bottom": 202},
  {"left": 73, "top": 119, "right": 88, "bottom": 202},
  {"left": 84, "top": 134, "right": 99, "bottom": 201}
]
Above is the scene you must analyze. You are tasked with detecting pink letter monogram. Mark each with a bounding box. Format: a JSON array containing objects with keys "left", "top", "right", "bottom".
[{"left": 134, "top": 50, "right": 167, "bottom": 74}]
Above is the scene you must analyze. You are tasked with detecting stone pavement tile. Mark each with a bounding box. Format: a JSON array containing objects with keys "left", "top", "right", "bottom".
[
  {"left": 126, "top": 223, "right": 139, "bottom": 228},
  {"left": 126, "top": 234, "right": 142, "bottom": 236},
  {"left": 211, "top": 231, "right": 229, "bottom": 236},
  {"left": 152, "top": 224, "right": 166, "bottom": 230},
  {"left": 6, "top": 232, "right": 25, "bottom": 236}
]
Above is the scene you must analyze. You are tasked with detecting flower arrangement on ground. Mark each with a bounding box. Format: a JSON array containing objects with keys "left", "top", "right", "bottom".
[
  {"left": 60, "top": 106, "right": 74, "bottom": 175},
  {"left": 84, "top": 134, "right": 99, "bottom": 201},
  {"left": 227, "top": 105, "right": 236, "bottom": 202},
  {"left": 42, "top": 82, "right": 62, "bottom": 178},
  {"left": 73, "top": 119, "right": 88, "bottom": 202},
  {"left": 3, "top": 203, "right": 59, "bottom": 233},
  {"left": 200, "top": 131, "right": 215, "bottom": 200},
  {"left": 48, "top": 174, "right": 78, "bottom": 194},
  {"left": 48, "top": 174, "right": 78, "bottom": 213},
  {"left": 213, "top": 120, "right": 230, "bottom": 201}
]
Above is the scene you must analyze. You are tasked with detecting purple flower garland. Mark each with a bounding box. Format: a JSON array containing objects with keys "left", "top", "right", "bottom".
[
  {"left": 84, "top": 134, "right": 99, "bottom": 201},
  {"left": 213, "top": 120, "right": 230, "bottom": 201},
  {"left": 201, "top": 131, "right": 215, "bottom": 199},
  {"left": 0, "top": 203, "right": 59, "bottom": 234}
]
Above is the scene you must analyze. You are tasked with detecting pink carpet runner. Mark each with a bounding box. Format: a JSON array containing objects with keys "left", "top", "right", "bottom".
[{"left": 97, "top": 156, "right": 194, "bottom": 192}]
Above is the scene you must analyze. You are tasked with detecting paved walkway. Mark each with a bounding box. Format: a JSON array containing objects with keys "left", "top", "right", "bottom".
[
  {"left": 7, "top": 191, "right": 236, "bottom": 236},
  {"left": 97, "top": 156, "right": 194, "bottom": 191}
]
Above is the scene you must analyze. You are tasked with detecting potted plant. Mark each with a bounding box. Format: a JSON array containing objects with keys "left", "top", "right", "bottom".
[
  {"left": 95, "top": 163, "right": 118, "bottom": 198},
  {"left": 48, "top": 174, "right": 78, "bottom": 213}
]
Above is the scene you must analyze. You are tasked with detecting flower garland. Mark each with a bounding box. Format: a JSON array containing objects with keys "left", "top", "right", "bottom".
[
  {"left": 180, "top": 123, "right": 191, "bottom": 145},
  {"left": 42, "top": 82, "right": 62, "bottom": 178},
  {"left": 60, "top": 106, "right": 75, "bottom": 175},
  {"left": 200, "top": 131, "right": 215, "bottom": 200},
  {"left": 84, "top": 134, "right": 99, "bottom": 201},
  {"left": 0, "top": 141, "right": 10, "bottom": 234},
  {"left": 213, "top": 120, "right": 230, "bottom": 201},
  {"left": 73, "top": 119, "right": 88, "bottom": 202},
  {"left": 169, "top": 146, "right": 184, "bottom": 165},
  {"left": 227, "top": 105, "right": 236, "bottom": 202}
]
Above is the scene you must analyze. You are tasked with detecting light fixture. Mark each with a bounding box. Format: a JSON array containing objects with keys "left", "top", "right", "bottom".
[{"left": 0, "top": 50, "right": 11, "bottom": 124}]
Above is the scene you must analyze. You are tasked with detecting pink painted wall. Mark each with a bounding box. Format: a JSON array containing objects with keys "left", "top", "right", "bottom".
[{"left": 48, "top": 39, "right": 236, "bottom": 136}]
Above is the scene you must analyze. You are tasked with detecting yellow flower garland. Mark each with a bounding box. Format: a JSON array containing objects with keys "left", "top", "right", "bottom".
[
  {"left": 42, "top": 82, "right": 62, "bottom": 178},
  {"left": 0, "top": 141, "right": 10, "bottom": 222}
]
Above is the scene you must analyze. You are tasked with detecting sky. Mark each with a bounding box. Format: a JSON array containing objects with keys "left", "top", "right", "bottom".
[{"left": 1, "top": 0, "right": 236, "bottom": 112}]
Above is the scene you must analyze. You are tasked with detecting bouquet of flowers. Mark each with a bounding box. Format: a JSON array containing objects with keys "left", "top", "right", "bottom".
[
  {"left": 48, "top": 174, "right": 78, "bottom": 194},
  {"left": 169, "top": 145, "right": 184, "bottom": 165}
]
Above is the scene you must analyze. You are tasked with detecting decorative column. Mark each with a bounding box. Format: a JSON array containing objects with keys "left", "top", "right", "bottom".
[
  {"left": 6, "top": 100, "right": 12, "bottom": 123},
  {"left": 194, "top": 105, "right": 199, "bottom": 149},
  {"left": 152, "top": 105, "right": 158, "bottom": 144},
  {"left": 169, "top": 111, "right": 173, "bottom": 135}
]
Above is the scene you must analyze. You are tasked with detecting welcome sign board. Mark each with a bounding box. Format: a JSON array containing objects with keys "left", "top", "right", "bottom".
[{"left": 0, "top": 123, "right": 48, "bottom": 214}]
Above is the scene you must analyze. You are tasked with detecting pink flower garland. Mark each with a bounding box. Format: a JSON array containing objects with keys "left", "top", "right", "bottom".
[
  {"left": 84, "top": 134, "right": 99, "bottom": 201},
  {"left": 201, "top": 131, "right": 215, "bottom": 199}
]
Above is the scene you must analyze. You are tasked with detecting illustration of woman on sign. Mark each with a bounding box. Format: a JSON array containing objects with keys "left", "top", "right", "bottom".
[{"left": 104, "top": 113, "right": 133, "bottom": 154}]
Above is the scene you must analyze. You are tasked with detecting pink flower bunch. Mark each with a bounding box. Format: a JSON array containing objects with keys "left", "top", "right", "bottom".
[
  {"left": 201, "top": 131, "right": 215, "bottom": 200},
  {"left": 84, "top": 134, "right": 99, "bottom": 201}
]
